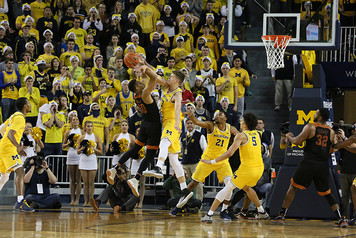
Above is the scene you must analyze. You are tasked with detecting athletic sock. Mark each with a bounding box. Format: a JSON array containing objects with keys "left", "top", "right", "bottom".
[
  {"left": 156, "top": 160, "right": 164, "bottom": 169},
  {"left": 17, "top": 196, "right": 24, "bottom": 202},
  {"left": 222, "top": 204, "right": 228, "bottom": 211},
  {"left": 335, "top": 209, "right": 342, "bottom": 219},
  {"left": 207, "top": 210, "right": 214, "bottom": 216},
  {"left": 180, "top": 182, "right": 187, "bottom": 190},
  {"left": 257, "top": 205, "right": 265, "bottom": 213},
  {"left": 280, "top": 207, "right": 287, "bottom": 216}
]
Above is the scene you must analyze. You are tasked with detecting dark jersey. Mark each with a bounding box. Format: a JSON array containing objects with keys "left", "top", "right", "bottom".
[
  {"left": 304, "top": 123, "right": 332, "bottom": 163},
  {"left": 134, "top": 94, "right": 161, "bottom": 123}
]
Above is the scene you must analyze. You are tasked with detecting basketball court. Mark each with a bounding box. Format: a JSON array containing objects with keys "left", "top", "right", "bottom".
[{"left": 0, "top": 205, "right": 354, "bottom": 237}]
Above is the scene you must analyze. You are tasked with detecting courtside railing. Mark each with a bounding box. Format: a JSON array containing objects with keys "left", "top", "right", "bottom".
[
  {"left": 321, "top": 26, "right": 356, "bottom": 62},
  {"left": 46, "top": 155, "right": 224, "bottom": 190}
]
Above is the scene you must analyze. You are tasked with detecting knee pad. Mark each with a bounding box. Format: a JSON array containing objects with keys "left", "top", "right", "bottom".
[
  {"left": 223, "top": 176, "right": 232, "bottom": 186},
  {"left": 169, "top": 153, "right": 184, "bottom": 178},
  {"left": 324, "top": 193, "right": 337, "bottom": 207},
  {"left": 0, "top": 173, "right": 10, "bottom": 189},
  {"left": 158, "top": 138, "right": 171, "bottom": 160},
  {"left": 216, "top": 181, "right": 236, "bottom": 202}
]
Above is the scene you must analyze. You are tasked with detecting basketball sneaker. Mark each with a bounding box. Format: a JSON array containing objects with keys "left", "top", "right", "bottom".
[
  {"left": 271, "top": 215, "right": 285, "bottom": 224},
  {"left": 227, "top": 208, "right": 237, "bottom": 220},
  {"left": 176, "top": 188, "right": 193, "bottom": 208},
  {"left": 201, "top": 214, "right": 213, "bottom": 223},
  {"left": 14, "top": 200, "right": 22, "bottom": 210},
  {"left": 20, "top": 200, "right": 35, "bottom": 212},
  {"left": 237, "top": 211, "right": 250, "bottom": 219},
  {"left": 127, "top": 177, "right": 140, "bottom": 197},
  {"left": 106, "top": 168, "right": 117, "bottom": 185},
  {"left": 349, "top": 215, "right": 356, "bottom": 226},
  {"left": 143, "top": 166, "right": 163, "bottom": 179},
  {"left": 335, "top": 217, "right": 348, "bottom": 228},
  {"left": 169, "top": 207, "right": 182, "bottom": 217},
  {"left": 257, "top": 211, "right": 270, "bottom": 220},
  {"left": 219, "top": 209, "right": 232, "bottom": 221}
]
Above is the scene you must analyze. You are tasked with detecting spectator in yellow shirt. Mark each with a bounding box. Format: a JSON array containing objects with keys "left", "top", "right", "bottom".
[
  {"left": 80, "top": 34, "right": 98, "bottom": 61},
  {"left": 197, "top": 24, "right": 219, "bottom": 59},
  {"left": 65, "top": 17, "right": 88, "bottom": 49},
  {"left": 59, "top": 39, "right": 82, "bottom": 67},
  {"left": 171, "top": 36, "right": 189, "bottom": 70},
  {"left": 173, "top": 21, "right": 194, "bottom": 53},
  {"left": 196, "top": 46, "right": 217, "bottom": 71},
  {"left": 134, "top": 0, "right": 159, "bottom": 46},
  {"left": 82, "top": 102, "right": 110, "bottom": 154},
  {"left": 92, "top": 78, "right": 117, "bottom": 110},
  {"left": 18, "top": 51, "right": 37, "bottom": 86},
  {"left": 38, "top": 42, "right": 58, "bottom": 69},
  {"left": 215, "top": 62, "right": 238, "bottom": 111},
  {"left": 30, "top": 0, "right": 48, "bottom": 22},
  {"left": 78, "top": 63, "right": 98, "bottom": 93},
  {"left": 19, "top": 75, "right": 41, "bottom": 126},
  {"left": 15, "top": 3, "right": 34, "bottom": 30},
  {"left": 43, "top": 100, "right": 65, "bottom": 156}
]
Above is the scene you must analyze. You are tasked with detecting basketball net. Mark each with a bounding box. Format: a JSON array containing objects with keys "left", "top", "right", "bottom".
[{"left": 261, "top": 35, "right": 291, "bottom": 70}]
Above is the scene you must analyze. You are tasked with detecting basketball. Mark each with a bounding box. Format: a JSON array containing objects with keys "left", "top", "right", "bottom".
[{"left": 124, "top": 52, "right": 139, "bottom": 68}]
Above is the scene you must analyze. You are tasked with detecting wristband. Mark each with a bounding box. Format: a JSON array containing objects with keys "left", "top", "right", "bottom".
[
  {"left": 211, "top": 159, "right": 216, "bottom": 164},
  {"left": 343, "top": 137, "right": 347, "bottom": 141}
]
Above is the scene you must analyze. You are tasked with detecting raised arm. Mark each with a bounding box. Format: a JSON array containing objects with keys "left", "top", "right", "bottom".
[
  {"left": 186, "top": 110, "right": 214, "bottom": 132},
  {"left": 333, "top": 134, "right": 356, "bottom": 150}
]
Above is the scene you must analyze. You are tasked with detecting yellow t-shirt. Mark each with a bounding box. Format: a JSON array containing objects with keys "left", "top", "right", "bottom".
[
  {"left": 149, "top": 31, "right": 170, "bottom": 44},
  {"left": 80, "top": 45, "right": 98, "bottom": 59},
  {"left": 239, "top": 130, "right": 264, "bottom": 167},
  {"left": 78, "top": 75, "right": 99, "bottom": 93},
  {"left": 18, "top": 87, "right": 41, "bottom": 117},
  {"left": 0, "top": 112, "right": 26, "bottom": 155},
  {"left": 170, "top": 48, "right": 189, "bottom": 70},
  {"left": 107, "top": 117, "right": 122, "bottom": 142},
  {"left": 19, "top": 28, "right": 40, "bottom": 41},
  {"left": 212, "top": 1, "right": 222, "bottom": 14},
  {"left": 197, "top": 35, "right": 219, "bottom": 59},
  {"left": 173, "top": 33, "right": 194, "bottom": 53},
  {"left": 59, "top": 51, "right": 82, "bottom": 67},
  {"left": 216, "top": 76, "right": 237, "bottom": 104},
  {"left": 134, "top": 3, "right": 159, "bottom": 33},
  {"left": 1, "top": 70, "right": 20, "bottom": 100},
  {"left": 229, "top": 68, "right": 250, "bottom": 98},
  {"left": 163, "top": 67, "right": 174, "bottom": 81},
  {"left": 196, "top": 57, "right": 217, "bottom": 71},
  {"left": 203, "top": 124, "right": 231, "bottom": 160},
  {"left": 18, "top": 61, "right": 38, "bottom": 86},
  {"left": 16, "top": 15, "right": 37, "bottom": 28},
  {"left": 65, "top": 28, "right": 88, "bottom": 49},
  {"left": 38, "top": 54, "right": 59, "bottom": 67},
  {"left": 92, "top": 88, "right": 118, "bottom": 110},
  {"left": 30, "top": 1, "right": 48, "bottom": 21},
  {"left": 82, "top": 115, "right": 109, "bottom": 142},
  {"left": 124, "top": 45, "right": 146, "bottom": 56},
  {"left": 43, "top": 113, "right": 66, "bottom": 143}
]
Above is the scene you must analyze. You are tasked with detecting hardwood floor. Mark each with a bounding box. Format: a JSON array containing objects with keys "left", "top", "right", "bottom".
[{"left": 0, "top": 206, "right": 354, "bottom": 237}]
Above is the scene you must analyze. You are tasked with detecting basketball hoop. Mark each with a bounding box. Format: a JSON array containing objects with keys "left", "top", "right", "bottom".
[{"left": 261, "top": 35, "right": 292, "bottom": 70}]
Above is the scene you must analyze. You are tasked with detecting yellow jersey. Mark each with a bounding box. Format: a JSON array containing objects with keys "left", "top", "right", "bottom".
[
  {"left": 203, "top": 123, "right": 231, "bottom": 160},
  {"left": 0, "top": 112, "right": 26, "bottom": 155},
  {"left": 239, "top": 130, "right": 264, "bottom": 167},
  {"left": 1, "top": 70, "right": 20, "bottom": 100},
  {"left": 216, "top": 76, "right": 237, "bottom": 104},
  {"left": 160, "top": 87, "right": 183, "bottom": 122},
  {"left": 82, "top": 115, "right": 109, "bottom": 142},
  {"left": 118, "top": 91, "right": 135, "bottom": 119}
]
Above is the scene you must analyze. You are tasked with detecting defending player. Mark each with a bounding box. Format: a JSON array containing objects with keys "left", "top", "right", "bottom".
[
  {"left": 200, "top": 113, "right": 269, "bottom": 222},
  {"left": 143, "top": 70, "right": 193, "bottom": 205},
  {"left": 272, "top": 108, "right": 347, "bottom": 227},
  {"left": 170, "top": 110, "right": 238, "bottom": 217},
  {"left": 0, "top": 97, "right": 34, "bottom": 211},
  {"left": 105, "top": 63, "right": 162, "bottom": 198}
]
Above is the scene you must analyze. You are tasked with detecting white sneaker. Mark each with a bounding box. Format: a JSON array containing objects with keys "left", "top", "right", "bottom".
[
  {"left": 127, "top": 178, "right": 140, "bottom": 197},
  {"left": 201, "top": 214, "right": 213, "bottom": 223},
  {"left": 257, "top": 212, "right": 270, "bottom": 220},
  {"left": 106, "top": 168, "right": 117, "bottom": 185}
]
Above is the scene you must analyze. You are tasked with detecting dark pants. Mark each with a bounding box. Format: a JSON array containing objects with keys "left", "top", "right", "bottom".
[
  {"left": 2, "top": 98, "right": 16, "bottom": 122},
  {"left": 25, "top": 193, "right": 62, "bottom": 209},
  {"left": 108, "top": 189, "right": 139, "bottom": 211},
  {"left": 26, "top": 116, "right": 38, "bottom": 127},
  {"left": 44, "top": 143, "right": 62, "bottom": 157}
]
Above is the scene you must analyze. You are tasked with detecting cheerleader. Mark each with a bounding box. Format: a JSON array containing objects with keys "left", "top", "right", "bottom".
[
  {"left": 62, "top": 115, "right": 84, "bottom": 206},
  {"left": 77, "top": 121, "right": 102, "bottom": 207},
  {"left": 21, "top": 123, "right": 44, "bottom": 161}
]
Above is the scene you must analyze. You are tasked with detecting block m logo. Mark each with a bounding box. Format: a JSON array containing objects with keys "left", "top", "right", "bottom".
[{"left": 296, "top": 110, "right": 316, "bottom": 125}]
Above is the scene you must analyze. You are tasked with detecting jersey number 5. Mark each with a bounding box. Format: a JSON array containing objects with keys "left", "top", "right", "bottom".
[
  {"left": 252, "top": 136, "right": 257, "bottom": 146},
  {"left": 216, "top": 139, "right": 224, "bottom": 147}
]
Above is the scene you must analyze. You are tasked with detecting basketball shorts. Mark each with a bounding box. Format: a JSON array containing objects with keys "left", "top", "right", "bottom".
[
  {"left": 291, "top": 159, "right": 331, "bottom": 195},
  {"left": 192, "top": 155, "right": 233, "bottom": 183},
  {"left": 0, "top": 153, "right": 23, "bottom": 174},
  {"left": 135, "top": 121, "right": 162, "bottom": 150},
  {"left": 161, "top": 119, "right": 181, "bottom": 154},
  {"left": 232, "top": 164, "right": 264, "bottom": 189}
]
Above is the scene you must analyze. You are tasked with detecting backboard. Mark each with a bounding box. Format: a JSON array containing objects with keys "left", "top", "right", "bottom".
[{"left": 225, "top": 0, "right": 340, "bottom": 50}]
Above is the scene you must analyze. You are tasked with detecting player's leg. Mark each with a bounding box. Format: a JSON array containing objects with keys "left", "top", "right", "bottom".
[
  {"left": 14, "top": 166, "right": 24, "bottom": 202},
  {"left": 219, "top": 176, "right": 234, "bottom": 220},
  {"left": 242, "top": 185, "right": 269, "bottom": 219},
  {"left": 201, "top": 180, "right": 236, "bottom": 223},
  {"left": 0, "top": 172, "right": 10, "bottom": 191},
  {"left": 144, "top": 138, "right": 171, "bottom": 178}
]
